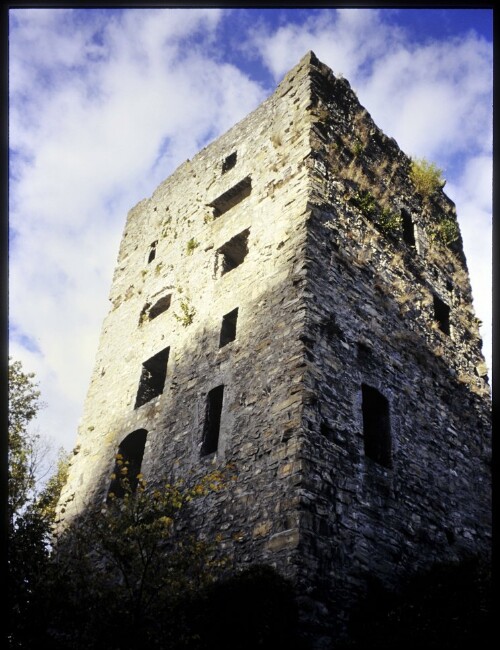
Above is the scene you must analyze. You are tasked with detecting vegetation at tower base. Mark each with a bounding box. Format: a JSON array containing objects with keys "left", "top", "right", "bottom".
[{"left": 9, "top": 461, "right": 303, "bottom": 649}]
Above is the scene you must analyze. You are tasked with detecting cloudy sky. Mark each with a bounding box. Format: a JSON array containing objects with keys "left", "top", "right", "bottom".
[{"left": 9, "top": 7, "right": 493, "bottom": 459}]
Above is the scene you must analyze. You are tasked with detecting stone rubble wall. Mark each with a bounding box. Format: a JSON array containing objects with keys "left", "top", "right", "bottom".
[
  {"left": 294, "top": 55, "right": 491, "bottom": 643},
  {"left": 56, "top": 51, "right": 491, "bottom": 648}
]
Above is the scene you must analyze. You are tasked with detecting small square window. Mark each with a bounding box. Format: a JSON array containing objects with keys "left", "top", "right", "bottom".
[
  {"left": 217, "top": 229, "right": 250, "bottom": 276},
  {"left": 149, "top": 294, "right": 172, "bottom": 320},
  {"left": 139, "top": 294, "right": 172, "bottom": 325},
  {"left": 222, "top": 152, "right": 237, "bottom": 174}
]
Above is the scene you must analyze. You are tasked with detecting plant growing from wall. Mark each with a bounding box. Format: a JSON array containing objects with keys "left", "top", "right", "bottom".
[
  {"left": 351, "top": 190, "right": 377, "bottom": 218},
  {"left": 174, "top": 298, "right": 196, "bottom": 327},
  {"left": 410, "top": 157, "right": 445, "bottom": 197},
  {"left": 378, "top": 208, "right": 402, "bottom": 233},
  {"left": 186, "top": 238, "right": 199, "bottom": 255},
  {"left": 352, "top": 137, "right": 365, "bottom": 157},
  {"left": 431, "top": 218, "right": 460, "bottom": 246}
]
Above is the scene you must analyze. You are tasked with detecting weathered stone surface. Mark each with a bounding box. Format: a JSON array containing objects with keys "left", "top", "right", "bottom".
[{"left": 57, "top": 51, "right": 491, "bottom": 647}]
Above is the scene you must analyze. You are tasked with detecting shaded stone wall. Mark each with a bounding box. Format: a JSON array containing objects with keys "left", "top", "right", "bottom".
[
  {"left": 294, "top": 55, "right": 491, "bottom": 643},
  {"left": 57, "top": 51, "right": 491, "bottom": 648}
]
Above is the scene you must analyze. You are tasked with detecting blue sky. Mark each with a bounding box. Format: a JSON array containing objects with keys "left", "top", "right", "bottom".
[{"left": 9, "top": 7, "right": 493, "bottom": 459}]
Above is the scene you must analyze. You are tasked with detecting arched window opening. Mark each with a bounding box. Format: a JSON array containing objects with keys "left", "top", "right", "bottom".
[
  {"left": 108, "top": 429, "right": 147, "bottom": 499},
  {"left": 147, "top": 241, "right": 158, "bottom": 264}
]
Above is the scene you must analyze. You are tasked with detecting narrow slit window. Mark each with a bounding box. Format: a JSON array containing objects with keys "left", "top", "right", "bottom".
[
  {"left": 147, "top": 241, "right": 158, "bottom": 264},
  {"left": 209, "top": 176, "right": 251, "bottom": 217},
  {"left": 108, "top": 429, "right": 147, "bottom": 499},
  {"left": 217, "top": 229, "right": 250, "bottom": 276},
  {"left": 135, "top": 347, "right": 169, "bottom": 408},
  {"left": 433, "top": 294, "right": 450, "bottom": 335},
  {"left": 401, "top": 210, "right": 416, "bottom": 247},
  {"left": 219, "top": 308, "right": 238, "bottom": 347},
  {"left": 222, "top": 151, "right": 237, "bottom": 174},
  {"left": 201, "top": 385, "right": 224, "bottom": 457},
  {"left": 361, "top": 384, "right": 392, "bottom": 468}
]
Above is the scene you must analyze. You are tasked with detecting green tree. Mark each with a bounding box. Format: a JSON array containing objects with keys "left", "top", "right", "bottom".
[
  {"left": 7, "top": 359, "right": 70, "bottom": 650},
  {"left": 44, "top": 468, "right": 233, "bottom": 650},
  {"left": 8, "top": 358, "right": 42, "bottom": 522}
]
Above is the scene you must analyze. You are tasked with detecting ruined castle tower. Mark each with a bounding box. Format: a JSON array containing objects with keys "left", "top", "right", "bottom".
[{"left": 57, "top": 52, "right": 491, "bottom": 643}]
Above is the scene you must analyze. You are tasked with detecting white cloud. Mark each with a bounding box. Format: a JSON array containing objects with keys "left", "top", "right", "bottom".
[
  {"left": 248, "top": 9, "right": 405, "bottom": 84},
  {"left": 359, "top": 37, "right": 492, "bottom": 161},
  {"left": 9, "top": 8, "right": 265, "bottom": 454}
]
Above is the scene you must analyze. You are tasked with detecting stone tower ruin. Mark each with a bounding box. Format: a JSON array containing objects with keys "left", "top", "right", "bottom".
[{"left": 57, "top": 52, "right": 491, "bottom": 643}]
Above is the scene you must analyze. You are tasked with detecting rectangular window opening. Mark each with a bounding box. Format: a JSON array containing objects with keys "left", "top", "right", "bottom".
[
  {"left": 209, "top": 176, "right": 251, "bottom": 217},
  {"left": 433, "top": 294, "right": 450, "bottom": 335},
  {"left": 361, "top": 384, "right": 392, "bottom": 468},
  {"left": 149, "top": 294, "right": 172, "bottom": 320},
  {"left": 219, "top": 308, "right": 239, "bottom": 347},
  {"left": 222, "top": 151, "right": 237, "bottom": 174},
  {"left": 201, "top": 385, "right": 224, "bottom": 456},
  {"left": 217, "top": 229, "right": 250, "bottom": 276},
  {"left": 147, "top": 241, "right": 158, "bottom": 264},
  {"left": 401, "top": 210, "right": 416, "bottom": 247},
  {"left": 134, "top": 347, "right": 169, "bottom": 408}
]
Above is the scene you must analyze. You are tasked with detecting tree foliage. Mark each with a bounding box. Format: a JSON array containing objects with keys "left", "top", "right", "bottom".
[
  {"left": 19, "top": 465, "right": 232, "bottom": 649},
  {"left": 8, "top": 358, "right": 42, "bottom": 521},
  {"left": 8, "top": 359, "right": 70, "bottom": 650}
]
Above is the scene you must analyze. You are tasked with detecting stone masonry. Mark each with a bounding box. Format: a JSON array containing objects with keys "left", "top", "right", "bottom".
[{"left": 57, "top": 52, "right": 491, "bottom": 646}]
